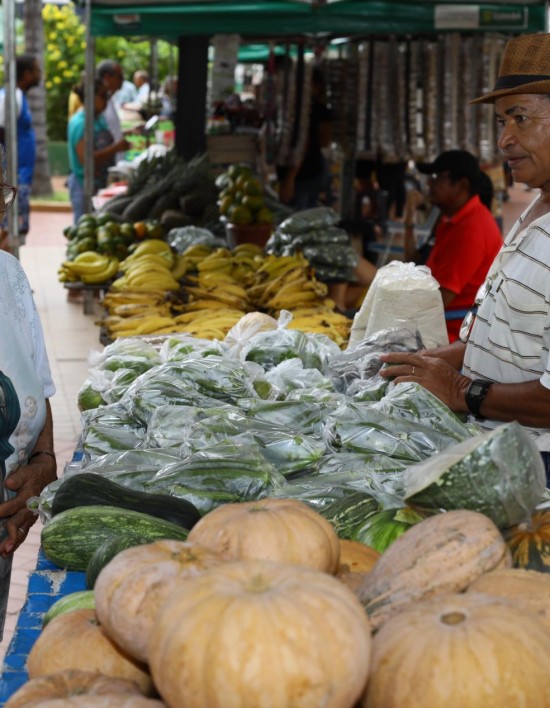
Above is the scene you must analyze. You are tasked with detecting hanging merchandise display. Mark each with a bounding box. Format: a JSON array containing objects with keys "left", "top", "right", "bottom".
[{"left": 210, "top": 34, "right": 242, "bottom": 107}]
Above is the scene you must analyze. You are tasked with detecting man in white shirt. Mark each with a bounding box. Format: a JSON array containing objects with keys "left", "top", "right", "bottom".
[
  {"left": 379, "top": 33, "right": 550, "bottom": 484},
  {"left": 133, "top": 70, "right": 150, "bottom": 105}
]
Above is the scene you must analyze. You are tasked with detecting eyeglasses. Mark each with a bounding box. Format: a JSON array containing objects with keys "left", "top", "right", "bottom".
[
  {"left": 0, "top": 183, "right": 17, "bottom": 212},
  {"left": 428, "top": 172, "right": 453, "bottom": 183},
  {"left": 459, "top": 278, "right": 492, "bottom": 343}
]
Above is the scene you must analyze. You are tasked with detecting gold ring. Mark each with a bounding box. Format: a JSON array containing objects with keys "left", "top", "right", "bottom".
[
  {"left": 412, "top": 366, "right": 415, "bottom": 375},
  {"left": 16, "top": 526, "right": 24, "bottom": 536}
]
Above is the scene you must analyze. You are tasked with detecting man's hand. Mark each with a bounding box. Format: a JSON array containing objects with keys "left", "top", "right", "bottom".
[{"left": 379, "top": 351, "right": 471, "bottom": 412}]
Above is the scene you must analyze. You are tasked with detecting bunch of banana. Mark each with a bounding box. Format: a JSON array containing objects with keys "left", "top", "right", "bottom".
[
  {"left": 177, "top": 244, "right": 215, "bottom": 271},
  {"left": 196, "top": 247, "right": 234, "bottom": 277},
  {"left": 262, "top": 277, "right": 328, "bottom": 312},
  {"left": 58, "top": 251, "right": 120, "bottom": 285},
  {"left": 111, "top": 249, "right": 180, "bottom": 293},
  {"left": 285, "top": 306, "right": 352, "bottom": 347},
  {"left": 183, "top": 280, "right": 252, "bottom": 312},
  {"left": 107, "top": 313, "right": 179, "bottom": 338},
  {"left": 173, "top": 307, "right": 245, "bottom": 340},
  {"left": 102, "top": 291, "right": 167, "bottom": 312},
  {"left": 125, "top": 238, "right": 174, "bottom": 262}
]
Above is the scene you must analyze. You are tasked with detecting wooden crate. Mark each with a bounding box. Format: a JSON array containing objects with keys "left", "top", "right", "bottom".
[{"left": 206, "top": 134, "right": 258, "bottom": 168}]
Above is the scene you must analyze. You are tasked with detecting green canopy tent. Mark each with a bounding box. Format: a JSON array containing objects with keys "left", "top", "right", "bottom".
[{"left": 86, "top": 0, "right": 546, "bottom": 38}]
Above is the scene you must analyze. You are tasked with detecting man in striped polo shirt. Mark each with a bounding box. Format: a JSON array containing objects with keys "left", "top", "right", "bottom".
[{"left": 379, "top": 32, "right": 550, "bottom": 482}]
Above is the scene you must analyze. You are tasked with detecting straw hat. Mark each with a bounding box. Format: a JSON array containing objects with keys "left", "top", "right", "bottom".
[{"left": 471, "top": 33, "right": 550, "bottom": 104}]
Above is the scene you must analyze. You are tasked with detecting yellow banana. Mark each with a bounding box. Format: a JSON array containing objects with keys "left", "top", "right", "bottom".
[
  {"left": 133, "top": 316, "right": 177, "bottom": 335},
  {"left": 170, "top": 255, "right": 189, "bottom": 281},
  {"left": 80, "top": 257, "right": 119, "bottom": 284},
  {"left": 62, "top": 253, "right": 110, "bottom": 276},
  {"left": 183, "top": 244, "right": 214, "bottom": 259},
  {"left": 120, "top": 252, "right": 174, "bottom": 271},
  {"left": 130, "top": 239, "right": 172, "bottom": 257},
  {"left": 197, "top": 258, "right": 233, "bottom": 273}
]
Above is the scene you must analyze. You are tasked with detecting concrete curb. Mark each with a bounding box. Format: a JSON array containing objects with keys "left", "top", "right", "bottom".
[{"left": 31, "top": 202, "right": 72, "bottom": 213}]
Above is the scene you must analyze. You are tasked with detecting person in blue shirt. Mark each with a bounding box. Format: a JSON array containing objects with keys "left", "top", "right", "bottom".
[
  {"left": 67, "top": 79, "right": 130, "bottom": 223},
  {"left": 0, "top": 54, "right": 41, "bottom": 246}
]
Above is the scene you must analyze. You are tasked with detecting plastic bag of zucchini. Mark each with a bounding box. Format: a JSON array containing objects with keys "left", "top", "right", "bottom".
[
  {"left": 144, "top": 437, "right": 286, "bottom": 514},
  {"left": 402, "top": 420, "right": 547, "bottom": 529},
  {"left": 324, "top": 384, "right": 474, "bottom": 462}
]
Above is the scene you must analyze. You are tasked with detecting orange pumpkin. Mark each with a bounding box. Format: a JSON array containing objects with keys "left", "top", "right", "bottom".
[
  {"left": 26, "top": 609, "right": 154, "bottom": 696},
  {"left": 94, "top": 539, "right": 225, "bottom": 663},
  {"left": 337, "top": 539, "right": 380, "bottom": 575},
  {"left": 358, "top": 510, "right": 511, "bottom": 630},
  {"left": 149, "top": 560, "right": 372, "bottom": 708},
  {"left": 187, "top": 498, "right": 340, "bottom": 573},
  {"left": 467, "top": 567, "right": 550, "bottom": 631},
  {"left": 362, "top": 592, "right": 550, "bottom": 707},
  {"left": 5, "top": 671, "right": 160, "bottom": 708},
  {"left": 503, "top": 509, "right": 550, "bottom": 572}
]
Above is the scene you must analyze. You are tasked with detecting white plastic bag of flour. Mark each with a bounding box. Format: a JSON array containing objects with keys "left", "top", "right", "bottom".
[{"left": 348, "top": 261, "right": 448, "bottom": 349}]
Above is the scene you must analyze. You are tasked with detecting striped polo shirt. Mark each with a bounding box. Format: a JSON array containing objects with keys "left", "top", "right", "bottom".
[{"left": 462, "top": 196, "right": 550, "bottom": 450}]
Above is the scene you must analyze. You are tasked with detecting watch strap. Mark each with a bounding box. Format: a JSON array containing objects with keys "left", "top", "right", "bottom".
[{"left": 465, "top": 379, "right": 493, "bottom": 419}]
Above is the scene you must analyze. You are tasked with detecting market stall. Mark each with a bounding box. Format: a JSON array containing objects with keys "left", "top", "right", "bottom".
[{"left": 1, "top": 309, "right": 549, "bottom": 703}]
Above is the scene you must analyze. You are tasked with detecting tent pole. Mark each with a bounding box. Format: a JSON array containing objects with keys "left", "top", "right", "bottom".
[
  {"left": 3, "top": 0, "right": 19, "bottom": 257},
  {"left": 175, "top": 36, "right": 209, "bottom": 160},
  {"left": 84, "top": 0, "right": 95, "bottom": 216}
]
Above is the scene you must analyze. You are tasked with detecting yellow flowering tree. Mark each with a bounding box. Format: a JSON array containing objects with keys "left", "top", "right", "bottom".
[
  {"left": 42, "top": 2, "right": 86, "bottom": 140},
  {"left": 43, "top": 2, "right": 176, "bottom": 140}
]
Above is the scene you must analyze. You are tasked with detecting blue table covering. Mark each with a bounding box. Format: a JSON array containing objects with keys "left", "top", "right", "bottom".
[{"left": 0, "top": 551, "right": 86, "bottom": 702}]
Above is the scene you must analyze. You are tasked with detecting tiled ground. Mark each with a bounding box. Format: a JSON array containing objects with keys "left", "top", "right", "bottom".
[{"left": 0, "top": 181, "right": 535, "bottom": 667}]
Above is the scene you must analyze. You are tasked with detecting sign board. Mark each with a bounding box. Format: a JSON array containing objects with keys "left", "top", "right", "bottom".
[{"left": 435, "top": 4, "right": 528, "bottom": 30}]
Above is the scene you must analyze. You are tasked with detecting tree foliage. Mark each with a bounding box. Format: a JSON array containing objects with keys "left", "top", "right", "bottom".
[{"left": 42, "top": 2, "right": 176, "bottom": 141}]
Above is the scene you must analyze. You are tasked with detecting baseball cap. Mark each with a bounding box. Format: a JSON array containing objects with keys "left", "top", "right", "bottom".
[{"left": 416, "top": 150, "right": 482, "bottom": 189}]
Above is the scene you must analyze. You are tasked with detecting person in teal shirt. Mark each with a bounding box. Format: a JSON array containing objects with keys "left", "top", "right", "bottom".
[{"left": 67, "top": 79, "right": 130, "bottom": 223}]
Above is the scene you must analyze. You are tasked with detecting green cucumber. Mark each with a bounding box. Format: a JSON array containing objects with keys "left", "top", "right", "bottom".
[
  {"left": 319, "top": 492, "right": 382, "bottom": 539},
  {"left": 42, "top": 590, "right": 96, "bottom": 627},
  {"left": 86, "top": 533, "right": 151, "bottom": 590},
  {"left": 51, "top": 472, "right": 200, "bottom": 530},
  {"left": 41, "top": 505, "right": 189, "bottom": 571},
  {"left": 403, "top": 422, "right": 546, "bottom": 529}
]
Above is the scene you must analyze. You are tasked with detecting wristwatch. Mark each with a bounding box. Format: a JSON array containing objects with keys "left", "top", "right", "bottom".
[{"left": 465, "top": 379, "right": 493, "bottom": 419}]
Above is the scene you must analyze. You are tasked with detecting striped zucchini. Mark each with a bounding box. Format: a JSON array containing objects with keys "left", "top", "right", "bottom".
[{"left": 41, "top": 505, "right": 189, "bottom": 571}]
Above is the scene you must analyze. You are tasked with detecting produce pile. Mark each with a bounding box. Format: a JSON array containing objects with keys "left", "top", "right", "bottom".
[
  {"left": 10, "top": 319, "right": 549, "bottom": 706},
  {"left": 99, "top": 238, "right": 351, "bottom": 344},
  {"left": 97, "top": 152, "right": 221, "bottom": 232}
]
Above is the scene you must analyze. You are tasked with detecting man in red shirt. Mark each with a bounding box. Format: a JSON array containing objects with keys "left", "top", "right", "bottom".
[{"left": 404, "top": 150, "right": 503, "bottom": 342}]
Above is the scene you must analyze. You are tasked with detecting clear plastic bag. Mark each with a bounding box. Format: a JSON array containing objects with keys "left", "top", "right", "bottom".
[
  {"left": 167, "top": 226, "right": 226, "bottom": 253},
  {"left": 328, "top": 327, "right": 424, "bottom": 393},
  {"left": 403, "top": 421, "right": 547, "bottom": 528},
  {"left": 349, "top": 261, "right": 448, "bottom": 348},
  {"left": 278, "top": 207, "right": 341, "bottom": 235},
  {"left": 264, "top": 358, "right": 335, "bottom": 396}
]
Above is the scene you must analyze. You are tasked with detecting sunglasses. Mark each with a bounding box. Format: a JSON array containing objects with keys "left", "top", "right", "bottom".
[{"left": 459, "top": 278, "right": 492, "bottom": 343}]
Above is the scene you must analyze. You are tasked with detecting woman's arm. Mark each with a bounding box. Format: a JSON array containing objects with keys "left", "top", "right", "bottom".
[{"left": 0, "top": 400, "right": 57, "bottom": 557}]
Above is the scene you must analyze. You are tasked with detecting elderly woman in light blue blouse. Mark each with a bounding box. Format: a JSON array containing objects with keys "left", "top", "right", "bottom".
[{"left": 0, "top": 166, "right": 57, "bottom": 640}]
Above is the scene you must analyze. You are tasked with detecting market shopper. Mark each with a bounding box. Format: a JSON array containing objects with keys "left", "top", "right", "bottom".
[
  {"left": 0, "top": 54, "right": 42, "bottom": 248},
  {"left": 403, "top": 150, "right": 503, "bottom": 342},
  {"left": 0, "top": 165, "right": 57, "bottom": 639},
  {"left": 379, "top": 32, "right": 550, "bottom": 482},
  {"left": 96, "top": 60, "right": 124, "bottom": 144},
  {"left": 67, "top": 79, "right": 130, "bottom": 223}
]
